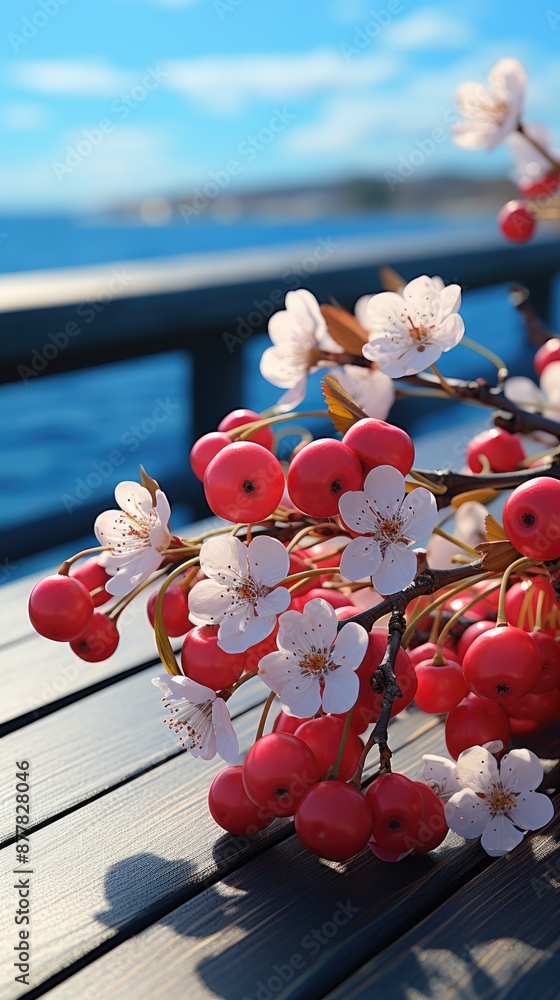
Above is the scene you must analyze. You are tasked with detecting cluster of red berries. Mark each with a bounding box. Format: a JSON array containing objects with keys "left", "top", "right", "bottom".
[
  {"left": 191, "top": 408, "right": 415, "bottom": 522},
  {"left": 208, "top": 726, "right": 447, "bottom": 862},
  {"left": 498, "top": 171, "right": 559, "bottom": 243}
]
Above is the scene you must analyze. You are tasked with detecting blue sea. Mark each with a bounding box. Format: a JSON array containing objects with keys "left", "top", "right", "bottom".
[{"left": 1, "top": 210, "right": 557, "bottom": 580}]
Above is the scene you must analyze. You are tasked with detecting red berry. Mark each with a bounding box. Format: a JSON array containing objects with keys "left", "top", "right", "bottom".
[
  {"left": 408, "top": 642, "right": 459, "bottom": 667},
  {"left": 504, "top": 686, "right": 560, "bottom": 723},
  {"left": 365, "top": 772, "right": 424, "bottom": 853},
  {"left": 466, "top": 428, "right": 525, "bottom": 474},
  {"left": 218, "top": 408, "right": 274, "bottom": 450},
  {"left": 181, "top": 625, "right": 245, "bottom": 689},
  {"left": 528, "top": 631, "right": 560, "bottom": 693},
  {"left": 70, "top": 613, "right": 119, "bottom": 661},
  {"left": 29, "top": 574, "right": 94, "bottom": 642},
  {"left": 291, "top": 587, "right": 353, "bottom": 612},
  {"left": 335, "top": 605, "right": 360, "bottom": 621},
  {"left": 519, "top": 172, "right": 559, "bottom": 199},
  {"left": 414, "top": 658, "right": 468, "bottom": 714},
  {"left": 445, "top": 695, "right": 511, "bottom": 759},
  {"left": 351, "top": 629, "right": 417, "bottom": 733},
  {"left": 190, "top": 432, "right": 231, "bottom": 481},
  {"left": 147, "top": 585, "right": 192, "bottom": 637},
  {"left": 243, "top": 625, "right": 279, "bottom": 675},
  {"left": 462, "top": 625, "right": 541, "bottom": 702},
  {"left": 410, "top": 782, "right": 448, "bottom": 854},
  {"left": 342, "top": 418, "right": 415, "bottom": 477},
  {"left": 242, "top": 733, "right": 320, "bottom": 817},
  {"left": 509, "top": 716, "right": 540, "bottom": 734},
  {"left": 503, "top": 478, "right": 560, "bottom": 561},
  {"left": 208, "top": 766, "right": 274, "bottom": 835},
  {"left": 295, "top": 780, "right": 372, "bottom": 861},
  {"left": 498, "top": 200, "right": 536, "bottom": 243},
  {"left": 295, "top": 716, "right": 363, "bottom": 781},
  {"left": 272, "top": 710, "right": 313, "bottom": 735},
  {"left": 534, "top": 337, "right": 560, "bottom": 378},
  {"left": 204, "top": 442, "right": 285, "bottom": 522},
  {"left": 456, "top": 620, "right": 496, "bottom": 662},
  {"left": 70, "top": 558, "right": 111, "bottom": 608},
  {"left": 287, "top": 439, "right": 363, "bottom": 517},
  {"left": 504, "top": 578, "right": 555, "bottom": 629}
]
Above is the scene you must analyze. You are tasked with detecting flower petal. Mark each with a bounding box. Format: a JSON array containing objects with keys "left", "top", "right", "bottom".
[
  {"left": 297, "top": 597, "right": 338, "bottom": 645},
  {"left": 328, "top": 364, "right": 395, "bottom": 422},
  {"left": 247, "top": 535, "right": 290, "bottom": 587},
  {"left": 322, "top": 666, "right": 359, "bottom": 714},
  {"left": 258, "top": 650, "right": 297, "bottom": 694},
  {"left": 382, "top": 341, "right": 443, "bottom": 378},
  {"left": 363, "top": 464, "right": 406, "bottom": 515},
  {"left": 499, "top": 748, "right": 544, "bottom": 793},
  {"left": 212, "top": 698, "right": 239, "bottom": 762},
  {"left": 331, "top": 622, "right": 369, "bottom": 670},
  {"left": 199, "top": 535, "right": 248, "bottom": 580},
  {"left": 279, "top": 675, "right": 322, "bottom": 717},
  {"left": 338, "top": 490, "right": 378, "bottom": 535},
  {"left": 105, "top": 548, "right": 162, "bottom": 596},
  {"left": 339, "top": 536, "right": 383, "bottom": 583},
  {"left": 114, "top": 481, "right": 153, "bottom": 519},
  {"left": 480, "top": 814, "right": 525, "bottom": 856},
  {"left": 455, "top": 745, "right": 500, "bottom": 794},
  {"left": 400, "top": 487, "right": 438, "bottom": 541},
  {"left": 445, "top": 788, "right": 490, "bottom": 839},
  {"left": 187, "top": 579, "right": 232, "bottom": 626},
  {"left": 510, "top": 790, "right": 554, "bottom": 831},
  {"left": 218, "top": 614, "right": 276, "bottom": 654},
  {"left": 422, "top": 754, "right": 462, "bottom": 801},
  {"left": 255, "top": 587, "right": 291, "bottom": 618},
  {"left": 372, "top": 543, "right": 417, "bottom": 595}
]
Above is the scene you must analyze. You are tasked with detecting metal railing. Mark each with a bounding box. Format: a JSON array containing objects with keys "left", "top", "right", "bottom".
[{"left": 1, "top": 228, "right": 560, "bottom": 559}]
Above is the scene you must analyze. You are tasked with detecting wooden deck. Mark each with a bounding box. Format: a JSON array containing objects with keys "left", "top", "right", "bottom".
[{"left": 1, "top": 523, "right": 559, "bottom": 1000}]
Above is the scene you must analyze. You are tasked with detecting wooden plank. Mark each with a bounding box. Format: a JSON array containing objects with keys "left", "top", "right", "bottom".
[
  {"left": 324, "top": 807, "right": 560, "bottom": 1000},
  {"left": 0, "top": 663, "right": 266, "bottom": 845},
  {"left": 43, "top": 764, "right": 557, "bottom": 1000},
  {"left": 0, "top": 517, "right": 218, "bottom": 648},
  {"left": 0, "top": 708, "right": 436, "bottom": 1000}
]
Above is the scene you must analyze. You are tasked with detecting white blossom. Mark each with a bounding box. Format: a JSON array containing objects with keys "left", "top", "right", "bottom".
[
  {"left": 453, "top": 58, "right": 527, "bottom": 152},
  {"left": 361, "top": 275, "right": 464, "bottom": 378},
  {"left": 260, "top": 289, "right": 342, "bottom": 412},
  {"left": 327, "top": 363, "right": 395, "bottom": 421},
  {"left": 504, "top": 362, "right": 560, "bottom": 445},
  {"left": 443, "top": 745, "right": 553, "bottom": 857},
  {"left": 94, "top": 481, "right": 171, "bottom": 597},
  {"left": 258, "top": 598, "right": 368, "bottom": 717},
  {"left": 188, "top": 534, "right": 291, "bottom": 654},
  {"left": 338, "top": 465, "right": 437, "bottom": 593},
  {"left": 152, "top": 674, "right": 238, "bottom": 761}
]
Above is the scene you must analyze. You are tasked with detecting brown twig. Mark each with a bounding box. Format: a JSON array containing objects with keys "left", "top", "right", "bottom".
[{"left": 371, "top": 610, "right": 407, "bottom": 769}]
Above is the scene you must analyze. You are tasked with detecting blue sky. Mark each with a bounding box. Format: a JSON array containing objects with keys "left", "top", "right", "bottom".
[{"left": 1, "top": 0, "right": 559, "bottom": 211}]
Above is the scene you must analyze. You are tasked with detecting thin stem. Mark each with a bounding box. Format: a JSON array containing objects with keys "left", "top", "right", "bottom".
[
  {"left": 461, "top": 336, "right": 508, "bottom": 382},
  {"left": 154, "top": 557, "right": 200, "bottom": 675},
  {"left": 255, "top": 692, "right": 276, "bottom": 740},
  {"left": 327, "top": 709, "right": 354, "bottom": 780},
  {"left": 429, "top": 364, "right": 455, "bottom": 395},
  {"left": 433, "top": 582, "right": 502, "bottom": 664},
  {"left": 431, "top": 525, "right": 480, "bottom": 558},
  {"left": 496, "top": 557, "right": 535, "bottom": 626},
  {"left": 535, "top": 588, "right": 545, "bottom": 632},
  {"left": 518, "top": 122, "right": 560, "bottom": 174},
  {"left": 283, "top": 567, "right": 340, "bottom": 586},
  {"left": 371, "top": 610, "right": 407, "bottom": 765},
  {"left": 58, "top": 546, "right": 111, "bottom": 575},
  {"left": 109, "top": 565, "right": 171, "bottom": 621},
  {"left": 230, "top": 411, "right": 329, "bottom": 441},
  {"left": 401, "top": 572, "right": 490, "bottom": 647},
  {"left": 286, "top": 523, "right": 340, "bottom": 553}
]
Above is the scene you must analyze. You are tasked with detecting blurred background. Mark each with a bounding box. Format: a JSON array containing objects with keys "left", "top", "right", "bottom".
[{"left": 1, "top": 0, "right": 560, "bottom": 579}]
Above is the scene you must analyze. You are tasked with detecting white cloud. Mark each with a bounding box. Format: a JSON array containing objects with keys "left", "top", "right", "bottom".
[
  {"left": 385, "top": 9, "right": 473, "bottom": 50},
  {"left": 1, "top": 101, "right": 48, "bottom": 131},
  {"left": 164, "top": 49, "right": 400, "bottom": 112},
  {"left": 9, "top": 60, "right": 134, "bottom": 97}
]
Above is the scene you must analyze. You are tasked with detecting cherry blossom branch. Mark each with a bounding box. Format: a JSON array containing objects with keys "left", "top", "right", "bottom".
[
  {"left": 517, "top": 122, "right": 560, "bottom": 174},
  {"left": 370, "top": 610, "right": 407, "bottom": 770},
  {"left": 413, "top": 460, "right": 560, "bottom": 511},
  {"left": 336, "top": 559, "right": 485, "bottom": 634}
]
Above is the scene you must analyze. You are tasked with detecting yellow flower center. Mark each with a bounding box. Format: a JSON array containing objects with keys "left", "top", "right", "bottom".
[{"left": 488, "top": 786, "right": 517, "bottom": 816}]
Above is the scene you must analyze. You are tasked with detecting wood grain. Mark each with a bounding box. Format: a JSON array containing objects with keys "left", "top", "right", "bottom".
[
  {"left": 0, "top": 663, "right": 265, "bottom": 844},
  {"left": 0, "top": 711, "right": 439, "bottom": 1000},
  {"left": 323, "top": 805, "right": 560, "bottom": 1000}
]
